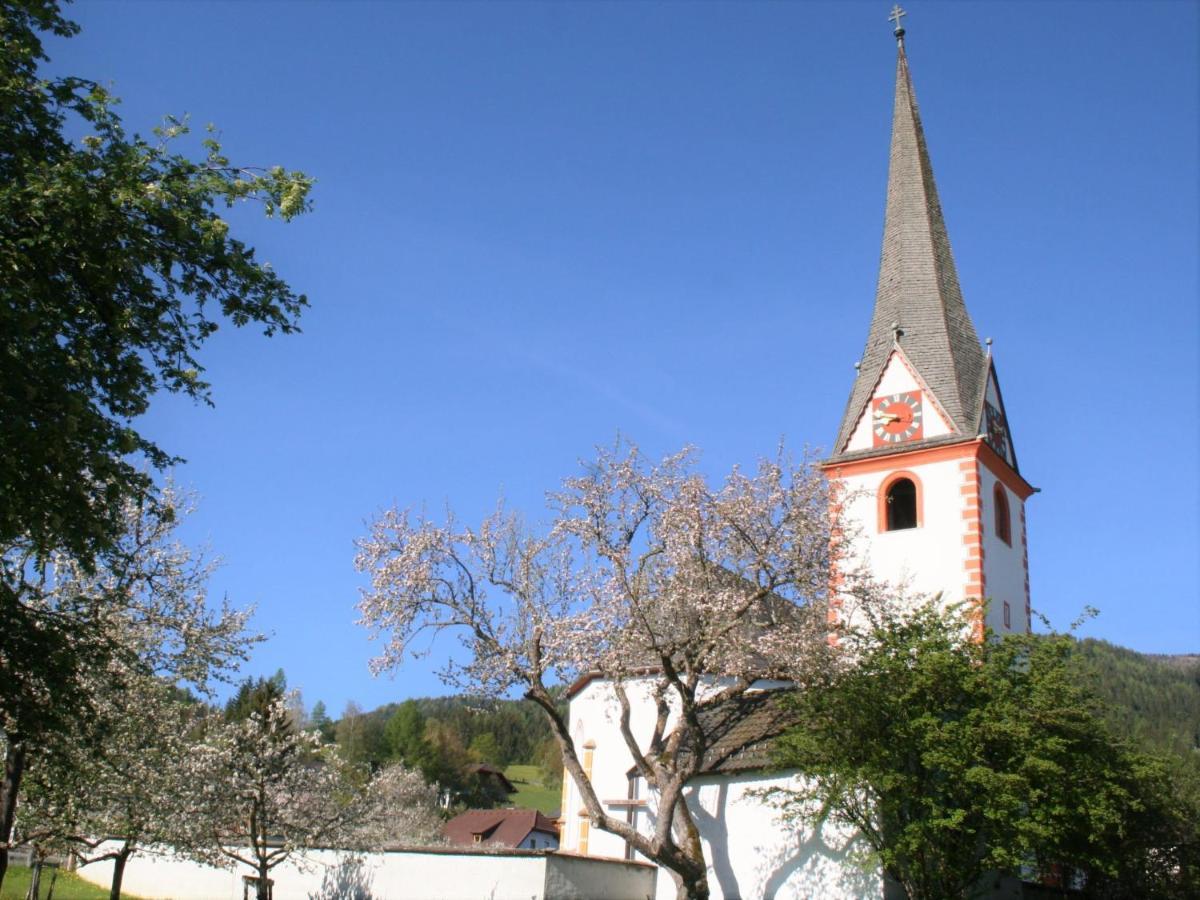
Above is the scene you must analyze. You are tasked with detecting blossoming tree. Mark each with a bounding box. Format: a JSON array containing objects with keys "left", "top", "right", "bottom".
[
  {"left": 0, "top": 488, "right": 255, "bottom": 889},
  {"left": 356, "top": 442, "right": 862, "bottom": 900},
  {"left": 17, "top": 673, "right": 219, "bottom": 900},
  {"left": 205, "top": 696, "right": 442, "bottom": 900}
]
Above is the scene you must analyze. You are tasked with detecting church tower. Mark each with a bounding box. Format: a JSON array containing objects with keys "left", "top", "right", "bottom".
[{"left": 821, "top": 12, "right": 1035, "bottom": 636}]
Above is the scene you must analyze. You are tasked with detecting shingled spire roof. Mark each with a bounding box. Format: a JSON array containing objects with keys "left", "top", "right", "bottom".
[{"left": 833, "top": 34, "right": 987, "bottom": 456}]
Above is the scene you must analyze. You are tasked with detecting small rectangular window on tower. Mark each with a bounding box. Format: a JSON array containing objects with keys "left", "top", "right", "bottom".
[{"left": 1003, "top": 600, "right": 1011, "bottom": 630}]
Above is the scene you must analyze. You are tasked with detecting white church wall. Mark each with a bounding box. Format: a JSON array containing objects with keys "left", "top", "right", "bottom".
[
  {"left": 76, "top": 845, "right": 241, "bottom": 899},
  {"left": 977, "top": 465, "right": 1028, "bottom": 635},
  {"left": 563, "top": 677, "right": 665, "bottom": 857},
  {"left": 838, "top": 456, "right": 968, "bottom": 609},
  {"left": 563, "top": 681, "right": 881, "bottom": 900},
  {"left": 73, "top": 842, "right": 656, "bottom": 900},
  {"left": 545, "top": 851, "right": 658, "bottom": 900},
  {"left": 682, "top": 772, "right": 880, "bottom": 900},
  {"left": 564, "top": 676, "right": 757, "bottom": 857}
]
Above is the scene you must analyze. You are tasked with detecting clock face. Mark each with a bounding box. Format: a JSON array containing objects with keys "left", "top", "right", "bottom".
[
  {"left": 985, "top": 402, "right": 1010, "bottom": 462},
  {"left": 872, "top": 391, "right": 924, "bottom": 446}
]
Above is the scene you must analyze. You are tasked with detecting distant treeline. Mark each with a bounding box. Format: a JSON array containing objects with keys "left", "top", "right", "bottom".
[
  {"left": 326, "top": 694, "right": 559, "bottom": 768},
  {"left": 1071, "top": 639, "right": 1200, "bottom": 774},
  {"left": 303, "top": 639, "right": 1197, "bottom": 801},
  {"left": 310, "top": 692, "right": 562, "bottom": 808}
]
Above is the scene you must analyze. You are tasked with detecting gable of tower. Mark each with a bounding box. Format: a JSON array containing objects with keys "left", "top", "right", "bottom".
[
  {"left": 842, "top": 347, "right": 956, "bottom": 454},
  {"left": 977, "top": 358, "right": 1020, "bottom": 473}
]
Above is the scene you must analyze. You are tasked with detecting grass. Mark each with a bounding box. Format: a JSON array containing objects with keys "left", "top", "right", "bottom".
[
  {"left": 1, "top": 864, "right": 150, "bottom": 900},
  {"left": 504, "top": 763, "right": 562, "bottom": 815}
]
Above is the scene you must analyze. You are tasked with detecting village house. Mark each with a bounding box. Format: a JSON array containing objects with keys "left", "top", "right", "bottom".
[{"left": 443, "top": 808, "right": 561, "bottom": 851}]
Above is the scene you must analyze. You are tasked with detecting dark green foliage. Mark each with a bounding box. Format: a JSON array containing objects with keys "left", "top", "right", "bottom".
[
  {"left": 535, "top": 737, "right": 563, "bottom": 790},
  {"left": 467, "top": 732, "right": 501, "bottom": 764},
  {"left": 383, "top": 701, "right": 433, "bottom": 771},
  {"left": 0, "top": 0, "right": 312, "bottom": 566},
  {"left": 350, "top": 695, "right": 557, "bottom": 770},
  {"left": 2, "top": 6, "right": 310, "bottom": 877},
  {"left": 419, "top": 718, "right": 472, "bottom": 798},
  {"left": 334, "top": 702, "right": 387, "bottom": 770},
  {"left": 224, "top": 671, "right": 286, "bottom": 723},
  {"left": 308, "top": 701, "right": 334, "bottom": 743},
  {"left": 1071, "top": 639, "right": 1200, "bottom": 774},
  {"left": 773, "top": 606, "right": 1200, "bottom": 899},
  {"left": 0, "top": 578, "right": 119, "bottom": 746},
  {"left": 406, "top": 695, "right": 558, "bottom": 769}
]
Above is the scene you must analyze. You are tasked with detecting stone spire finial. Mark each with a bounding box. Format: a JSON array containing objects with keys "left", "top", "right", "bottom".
[{"left": 889, "top": 5, "right": 907, "bottom": 43}]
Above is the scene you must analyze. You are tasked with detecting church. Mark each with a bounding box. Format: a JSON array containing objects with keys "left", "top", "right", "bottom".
[{"left": 557, "top": 12, "right": 1036, "bottom": 899}]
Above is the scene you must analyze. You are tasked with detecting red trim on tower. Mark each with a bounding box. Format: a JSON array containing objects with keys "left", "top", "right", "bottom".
[
  {"left": 822, "top": 437, "right": 1034, "bottom": 645},
  {"left": 823, "top": 438, "right": 1036, "bottom": 501},
  {"left": 960, "top": 459, "right": 986, "bottom": 642},
  {"left": 976, "top": 440, "right": 1035, "bottom": 500}
]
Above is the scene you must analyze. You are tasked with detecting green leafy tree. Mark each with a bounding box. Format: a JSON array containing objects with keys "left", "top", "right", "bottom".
[
  {"left": 384, "top": 700, "right": 432, "bottom": 770},
  {"left": 772, "top": 603, "right": 1200, "bottom": 899},
  {"left": 310, "top": 701, "right": 335, "bottom": 743},
  {"left": 536, "top": 737, "right": 563, "bottom": 791},
  {"left": 335, "top": 701, "right": 387, "bottom": 770},
  {"left": 224, "top": 672, "right": 288, "bottom": 724},
  {"left": 0, "top": 0, "right": 313, "bottom": 565},
  {"left": 467, "top": 732, "right": 501, "bottom": 765},
  {"left": 422, "top": 720, "right": 475, "bottom": 805},
  {"left": 1, "top": 4, "right": 310, "bottom": 884},
  {"left": 1, "top": 489, "right": 257, "bottom": 891}
]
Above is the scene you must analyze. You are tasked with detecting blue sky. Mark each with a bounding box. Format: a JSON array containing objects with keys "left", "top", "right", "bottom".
[{"left": 48, "top": 1, "right": 1198, "bottom": 715}]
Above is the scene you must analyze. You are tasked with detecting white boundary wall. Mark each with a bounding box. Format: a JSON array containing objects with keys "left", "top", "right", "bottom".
[{"left": 74, "top": 843, "right": 656, "bottom": 900}]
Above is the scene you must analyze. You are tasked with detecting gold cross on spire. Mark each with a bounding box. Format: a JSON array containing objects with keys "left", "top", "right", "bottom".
[{"left": 889, "top": 4, "right": 907, "bottom": 41}]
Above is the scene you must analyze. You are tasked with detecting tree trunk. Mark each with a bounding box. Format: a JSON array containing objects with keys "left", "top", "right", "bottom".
[
  {"left": 673, "top": 865, "right": 711, "bottom": 900},
  {"left": 109, "top": 846, "right": 131, "bottom": 900},
  {"left": 0, "top": 742, "right": 27, "bottom": 890},
  {"left": 25, "top": 859, "right": 41, "bottom": 900},
  {"left": 256, "top": 860, "right": 271, "bottom": 900},
  {"left": 669, "top": 798, "right": 710, "bottom": 900}
]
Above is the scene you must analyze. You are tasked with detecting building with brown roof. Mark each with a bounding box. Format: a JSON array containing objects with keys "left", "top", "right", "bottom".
[{"left": 443, "top": 808, "right": 560, "bottom": 852}]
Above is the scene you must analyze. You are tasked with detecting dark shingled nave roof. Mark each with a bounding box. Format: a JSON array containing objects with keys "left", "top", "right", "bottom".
[
  {"left": 683, "top": 689, "right": 802, "bottom": 775},
  {"left": 833, "top": 37, "right": 987, "bottom": 456}
]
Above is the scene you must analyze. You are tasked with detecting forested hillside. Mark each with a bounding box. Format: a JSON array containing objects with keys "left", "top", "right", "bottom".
[
  {"left": 369, "top": 696, "right": 556, "bottom": 768},
  {"left": 1071, "top": 639, "right": 1200, "bottom": 771},
  {"left": 314, "top": 693, "right": 561, "bottom": 809},
  {"left": 313, "top": 639, "right": 1197, "bottom": 811}
]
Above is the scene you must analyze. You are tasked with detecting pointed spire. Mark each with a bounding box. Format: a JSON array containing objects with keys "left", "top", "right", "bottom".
[{"left": 833, "top": 25, "right": 987, "bottom": 455}]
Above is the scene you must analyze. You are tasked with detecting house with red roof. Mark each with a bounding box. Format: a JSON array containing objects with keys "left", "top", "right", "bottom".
[{"left": 443, "top": 808, "right": 560, "bottom": 852}]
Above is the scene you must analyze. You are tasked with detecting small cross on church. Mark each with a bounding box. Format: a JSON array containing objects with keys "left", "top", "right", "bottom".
[{"left": 889, "top": 4, "right": 907, "bottom": 38}]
